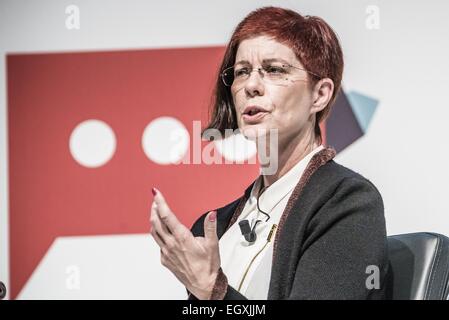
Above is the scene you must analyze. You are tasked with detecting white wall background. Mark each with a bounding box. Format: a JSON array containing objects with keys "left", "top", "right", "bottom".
[{"left": 1, "top": 0, "right": 449, "bottom": 299}]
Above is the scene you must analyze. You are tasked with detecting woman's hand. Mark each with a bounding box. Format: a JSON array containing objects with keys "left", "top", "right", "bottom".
[{"left": 149, "top": 188, "right": 220, "bottom": 300}]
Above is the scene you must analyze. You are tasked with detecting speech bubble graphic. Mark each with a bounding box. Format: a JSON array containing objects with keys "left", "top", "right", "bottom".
[{"left": 7, "top": 47, "right": 262, "bottom": 298}]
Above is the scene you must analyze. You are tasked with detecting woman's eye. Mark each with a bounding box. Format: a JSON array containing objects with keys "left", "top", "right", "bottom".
[
  {"left": 266, "top": 66, "right": 286, "bottom": 74},
  {"left": 234, "top": 68, "right": 249, "bottom": 77}
]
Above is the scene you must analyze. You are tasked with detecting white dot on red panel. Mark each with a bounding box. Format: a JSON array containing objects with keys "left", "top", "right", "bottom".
[
  {"left": 142, "top": 117, "right": 189, "bottom": 165},
  {"left": 214, "top": 133, "right": 257, "bottom": 163},
  {"left": 69, "top": 119, "right": 116, "bottom": 168}
]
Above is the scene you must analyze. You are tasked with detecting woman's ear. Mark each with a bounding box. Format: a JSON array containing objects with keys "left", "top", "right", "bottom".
[{"left": 311, "top": 78, "right": 334, "bottom": 115}]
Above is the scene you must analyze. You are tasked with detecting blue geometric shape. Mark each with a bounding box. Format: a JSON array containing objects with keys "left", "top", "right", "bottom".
[
  {"left": 326, "top": 90, "right": 363, "bottom": 153},
  {"left": 346, "top": 91, "right": 379, "bottom": 133}
]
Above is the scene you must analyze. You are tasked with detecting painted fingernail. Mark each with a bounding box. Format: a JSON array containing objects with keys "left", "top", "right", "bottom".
[
  {"left": 209, "top": 210, "right": 217, "bottom": 222},
  {"left": 152, "top": 187, "right": 157, "bottom": 196}
]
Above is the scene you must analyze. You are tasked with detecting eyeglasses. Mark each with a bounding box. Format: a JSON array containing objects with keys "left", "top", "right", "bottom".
[{"left": 221, "top": 62, "right": 321, "bottom": 88}]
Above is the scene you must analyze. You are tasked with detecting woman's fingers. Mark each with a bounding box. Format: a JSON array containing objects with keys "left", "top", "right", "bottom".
[
  {"left": 152, "top": 188, "right": 190, "bottom": 241},
  {"left": 150, "top": 201, "right": 172, "bottom": 244},
  {"left": 152, "top": 229, "right": 165, "bottom": 248},
  {"left": 153, "top": 188, "right": 179, "bottom": 230}
]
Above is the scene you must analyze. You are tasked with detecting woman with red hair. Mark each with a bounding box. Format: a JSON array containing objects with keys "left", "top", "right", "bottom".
[{"left": 150, "top": 6, "right": 389, "bottom": 300}]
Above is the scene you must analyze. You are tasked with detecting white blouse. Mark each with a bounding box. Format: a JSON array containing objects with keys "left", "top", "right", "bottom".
[{"left": 218, "top": 145, "right": 324, "bottom": 299}]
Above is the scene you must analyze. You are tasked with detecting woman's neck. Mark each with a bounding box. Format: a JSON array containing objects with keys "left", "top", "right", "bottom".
[{"left": 261, "top": 129, "right": 320, "bottom": 187}]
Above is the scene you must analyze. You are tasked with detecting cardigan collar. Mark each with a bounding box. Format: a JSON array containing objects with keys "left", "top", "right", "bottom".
[
  {"left": 225, "top": 146, "right": 337, "bottom": 248},
  {"left": 241, "top": 145, "right": 324, "bottom": 222}
]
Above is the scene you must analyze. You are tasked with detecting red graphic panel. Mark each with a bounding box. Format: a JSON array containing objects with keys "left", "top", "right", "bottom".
[{"left": 7, "top": 47, "right": 260, "bottom": 298}]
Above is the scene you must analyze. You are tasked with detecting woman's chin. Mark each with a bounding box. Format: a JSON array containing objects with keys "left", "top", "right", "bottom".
[{"left": 241, "top": 124, "right": 270, "bottom": 141}]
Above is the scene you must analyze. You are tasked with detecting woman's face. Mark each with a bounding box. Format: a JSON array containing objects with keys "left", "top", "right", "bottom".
[{"left": 231, "top": 36, "right": 316, "bottom": 143}]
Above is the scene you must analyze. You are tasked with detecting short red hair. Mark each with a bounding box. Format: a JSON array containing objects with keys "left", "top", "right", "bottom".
[{"left": 204, "top": 6, "right": 344, "bottom": 140}]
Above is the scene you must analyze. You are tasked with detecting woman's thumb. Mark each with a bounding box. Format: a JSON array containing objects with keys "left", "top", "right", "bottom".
[{"left": 204, "top": 210, "right": 218, "bottom": 241}]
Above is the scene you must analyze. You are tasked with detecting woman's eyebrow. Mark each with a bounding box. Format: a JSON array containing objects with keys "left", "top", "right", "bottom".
[
  {"left": 262, "top": 58, "right": 291, "bottom": 65},
  {"left": 234, "top": 58, "right": 292, "bottom": 66},
  {"left": 234, "top": 60, "right": 251, "bottom": 66}
]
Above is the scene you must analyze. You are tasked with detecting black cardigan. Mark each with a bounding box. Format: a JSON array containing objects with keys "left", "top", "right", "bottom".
[{"left": 189, "top": 147, "right": 389, "bottom": 300}]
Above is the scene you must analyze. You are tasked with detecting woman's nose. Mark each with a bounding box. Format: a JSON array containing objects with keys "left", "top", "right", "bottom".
[{"left": 244, "top": 70, "right": 265, "bottom": 97}]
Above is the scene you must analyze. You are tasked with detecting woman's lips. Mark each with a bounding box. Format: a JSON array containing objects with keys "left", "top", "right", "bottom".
[{"left": 242, "top": 111, "right": 269, "bottom": 124}]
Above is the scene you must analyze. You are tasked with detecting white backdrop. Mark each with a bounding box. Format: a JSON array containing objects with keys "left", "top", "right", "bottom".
[{"left": 1, "top": 0, "right": 449, "bottom": 299}]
